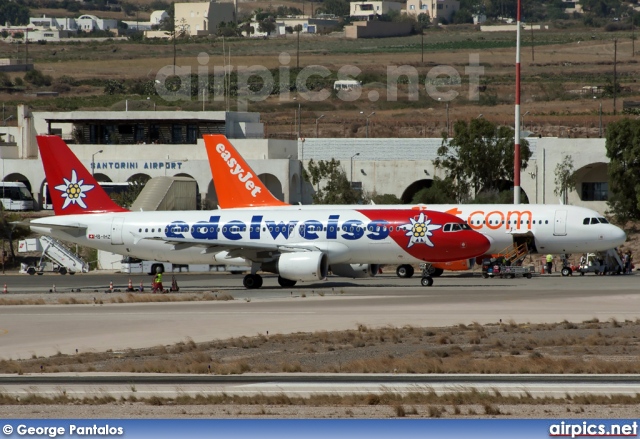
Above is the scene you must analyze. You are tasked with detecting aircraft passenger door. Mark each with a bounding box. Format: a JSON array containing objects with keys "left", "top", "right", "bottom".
[
  {"left": 553, "top": 210, "right": 567, "bottom": 236},
  {"left": 111, "top": 217, "right": 125, "bottom": 245}
]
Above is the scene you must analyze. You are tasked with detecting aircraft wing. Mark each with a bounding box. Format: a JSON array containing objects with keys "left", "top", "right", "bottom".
[{"left": 145, "top": 237, "right": 321, "bottom": 261}]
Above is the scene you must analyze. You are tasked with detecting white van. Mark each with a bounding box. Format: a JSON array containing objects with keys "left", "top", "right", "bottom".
[
  {"left": 0, "top": 182, "right": 35, "bottom": 211},
  {"left": 333, "top": 80, "right": 362, "bottom": 91}
]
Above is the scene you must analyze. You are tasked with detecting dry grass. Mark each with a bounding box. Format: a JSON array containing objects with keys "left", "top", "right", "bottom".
[
  {"left": 3, "top": 390, "right": 640, "bottom": 409},
  {"left": 0, "top": 291, "right": 233, "bottom": 306},
  {"left": 3, "top": 320, "right": 640, "bottom": 375}
]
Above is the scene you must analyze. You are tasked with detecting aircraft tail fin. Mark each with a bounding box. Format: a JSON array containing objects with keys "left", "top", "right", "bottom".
[
  {"left": 204, "top": 134, "right": 288, "bottom": 208},
  {"left": 36, "top": 135, "right": 128, "bottom": 215}
]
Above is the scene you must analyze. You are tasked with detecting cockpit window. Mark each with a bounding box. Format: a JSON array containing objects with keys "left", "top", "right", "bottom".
[
  {"left": 444, "top": 223, "right": 465, "bottom": 232},
  {"left": 598, "top": 217, "right": 609, "bottom": 224},
  {"left": 583, "top": 218, "right": 590, "bottom": 225},
  {"left": 590, "top": 218, "right": 599, "bottom": 224}
]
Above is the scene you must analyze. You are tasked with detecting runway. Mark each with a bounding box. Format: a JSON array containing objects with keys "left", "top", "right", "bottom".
[
  {"left": 2, "top": 373, "right": 640, "bottom": 398},
  {"left": 1, "top": 272, "right": 639, "bottom": 361}
]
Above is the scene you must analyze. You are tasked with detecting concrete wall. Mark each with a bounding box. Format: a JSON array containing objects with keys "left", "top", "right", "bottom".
[
  {"left": 481, "top": 24, "right": 549, "bottom": 32},
  {"left": 345, "top": 20, "right": 413, "bottom": 38}
]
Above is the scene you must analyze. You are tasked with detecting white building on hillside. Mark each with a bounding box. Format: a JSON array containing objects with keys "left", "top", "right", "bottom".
[
  {"left": 76, "top": 14, "right": 118, "bottom": 32},
  {"left": 350, "top": 1, "right": 403, "bottom": 20},
  {"left": 29, "top": 15, "right": 78, "bottom": 31},
  {"left": 151, "top": 10, "right": 169, "bottom": 25},
  {"left": 174, "top": 1, "right": 235, "bottom": 36},
  {"left": 404, "top": 0, "right": 460, "bottom": 24}
]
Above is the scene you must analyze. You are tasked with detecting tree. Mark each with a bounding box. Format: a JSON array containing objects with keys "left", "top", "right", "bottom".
[
  {"left": 605, "top": 118, "right": 640, "bottom": 223},
  {"left": 554, "top": 155, "right": 576, "bottom": 205},
  {"left": 104, "top": 79, "right": 125, "bottom": 95},
  {"left": 412, "top": 177, "right": 459, "bottom": 204},
  {"left": 0, "top": 1, "right": 30, "bottom": 26},
  {"left": 0, "top": 212, "right": 30, "bottom": 263},
  {"left": 110, "top": 179, "right": 147, "bottom": 208},
  {"left": 368, "top": 193, "right": 402, "bottom": 204},
  {"left": 258, "top": 18, "right": 276, "bottom": 35},
  {"left": 305, "top": 159, "right": 363, "bottom": 204},
  {"left": 434, "top": 118, "right": 531, "bottom": 202},
  {"left": 316, "top": 0, "right": 349, "bottom": 17}
]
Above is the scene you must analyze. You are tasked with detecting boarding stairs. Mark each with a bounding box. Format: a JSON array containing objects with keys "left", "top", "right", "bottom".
[
  {"left": 605, "top": 248, "right": 625, "bottom": 273},
  {"left": 498, "top": 242, "right": 530, "bottom": 266},
  {"left": 18, "top": 236, "right": 88, "bottom": 275}
]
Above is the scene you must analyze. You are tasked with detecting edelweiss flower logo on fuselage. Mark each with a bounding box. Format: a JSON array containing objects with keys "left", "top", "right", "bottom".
[
  {"left": 54, "top": 170, "right": 95, "bottom": 209},
  {"left": 399, "top": 212, "right": 442, "bottom": 248}
]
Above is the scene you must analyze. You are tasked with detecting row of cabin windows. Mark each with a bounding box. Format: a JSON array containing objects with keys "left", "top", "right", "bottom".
[
  {"left": 137, "top": 222, "right": 470, "bottom": 234},
  {"left": 470, "top": 219, "right": 550, "bottom": 226},
  {"left": 583, "top": 217, "right": 609, "bottom": 225}
]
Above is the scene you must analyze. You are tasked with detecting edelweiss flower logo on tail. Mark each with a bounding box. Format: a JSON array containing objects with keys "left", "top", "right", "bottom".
[
  {"left": 54, "top": 170, "right": 95, "bottom": 209},
  {"left": 399, "top": 212, "right": 441, "bottom": 248}
]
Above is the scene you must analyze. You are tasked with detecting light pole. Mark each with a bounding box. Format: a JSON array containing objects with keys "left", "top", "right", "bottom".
[
  {"left": 437, "top": 98, "right": 449, "bottom": 135},
  {"left": 445, "top": 102, "right": 449, "bottom": 136},
  {"left": 360, "top": 111, "right": 375, "bottom": 138},
  {"left": 315, "top": 114, "right": 324, "bottom": 138},
  {"left": 521, "top": 110, "right": 530, "bottom": 131},
  {"left": 599, "top": 102, "right": 603, "bottom": 138},
  {"left": 298, "top": 102, "right": 302, "bottom": 139},
  {"left": 91, "top": 150, "right": 103, "bottom": 176},
  {"left": 350, "top": 152, "right": 360, "bottom": 187}
]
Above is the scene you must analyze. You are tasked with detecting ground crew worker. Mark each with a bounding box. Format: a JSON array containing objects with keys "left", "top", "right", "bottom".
[
  {"left": 546, "top": 254, "right": 553, "bottom": 274},
  {"left": 153, "top": 268, "right": 163, "bottom": 293}
]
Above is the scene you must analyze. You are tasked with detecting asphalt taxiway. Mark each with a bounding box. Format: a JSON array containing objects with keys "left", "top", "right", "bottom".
[{"left": 0, "top": 272, "right": 638, "bottom": 360}]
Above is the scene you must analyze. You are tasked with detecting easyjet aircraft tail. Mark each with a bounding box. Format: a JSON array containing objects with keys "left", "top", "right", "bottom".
[
  {"left": 36, "top": 135, "right": 128, "bottom": 215},
  {"left": 204, "top": 134, "right": 288, "bottom": 208}
]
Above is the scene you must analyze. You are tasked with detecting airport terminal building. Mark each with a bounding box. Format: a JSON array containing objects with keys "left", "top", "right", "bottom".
[{"left": 0, "top": 105, "right": 611, "bottom": 213}]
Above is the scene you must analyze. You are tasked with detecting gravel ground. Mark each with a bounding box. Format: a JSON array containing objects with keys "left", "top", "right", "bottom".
[
  {"left": 2, "top": 403, "right": 639, "bottom": 419},
  {"left": 3, "top": 293, "right": 640, "bottom": 418}
]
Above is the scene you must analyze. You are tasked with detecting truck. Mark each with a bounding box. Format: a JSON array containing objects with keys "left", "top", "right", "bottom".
[
  {"left": 120, "top": 256, "right": 250, "bottom": 275},
  {"left": 18, "top": 236, "right": 89, "bottom": 275}
]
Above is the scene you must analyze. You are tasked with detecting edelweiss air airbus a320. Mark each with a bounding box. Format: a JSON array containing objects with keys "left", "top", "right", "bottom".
[
  {"left": 204, "top": 134, "right": 626, "bottom": 277},
  {"left": 26, "top": 135, "right": 491, "bottom": 288}
]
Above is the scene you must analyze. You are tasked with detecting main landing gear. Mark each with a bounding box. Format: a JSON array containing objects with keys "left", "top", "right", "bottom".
[
  {"left": 243, "top": 274, "right": 263, "bottom": 289},
  {"left": 396, "top": 264, "right": 415, "bottom": 278},
  {"left": 243, "top": 274, "right": 298, "bottom": 289}
]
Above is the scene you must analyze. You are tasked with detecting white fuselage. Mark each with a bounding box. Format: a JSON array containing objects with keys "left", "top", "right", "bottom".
[
  {"left": 194, "top": 203, "right": 624, "bottom": 255},
  {"left": 30, "top": 208, "right": 487, "bottom": 265}
]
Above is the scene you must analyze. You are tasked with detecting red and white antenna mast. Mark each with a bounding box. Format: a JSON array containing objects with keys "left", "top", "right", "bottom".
[{"left": 514, "top": 0, "right": 522, "bottom": 204}]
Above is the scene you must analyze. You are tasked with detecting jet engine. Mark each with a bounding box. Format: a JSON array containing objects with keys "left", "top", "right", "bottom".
[
  {"left": 277, "top": 252, "right": 329, "bottom": 281},
  {"left": 330, "top": 263, "right": 380, "bottom": 278}
]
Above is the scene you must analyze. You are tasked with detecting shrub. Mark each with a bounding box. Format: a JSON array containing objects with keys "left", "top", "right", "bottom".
[{"left": 24, "top": 69, "right": 52, "bottom": 86}]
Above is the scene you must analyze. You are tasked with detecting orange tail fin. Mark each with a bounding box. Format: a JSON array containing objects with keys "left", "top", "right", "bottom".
[
  {"left": 36, "top": 135, "right": 128, "bottom": 215},
  {"left": 204, "top": 134, "right": 288, "bottom": 208}
]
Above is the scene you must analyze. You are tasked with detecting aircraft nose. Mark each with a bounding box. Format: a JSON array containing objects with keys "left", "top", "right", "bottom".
[
  {"left": 610, "top": 225, "right": 627, "bottom": 248},
  {"left": 465, "top": 232, "right": 492, "bottom": 257}
]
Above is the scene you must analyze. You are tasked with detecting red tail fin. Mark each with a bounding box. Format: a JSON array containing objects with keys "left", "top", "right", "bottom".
[
  {"left": 204, "top": 134, "right": 288, "bottom": 208},
  {"left": 36, "top": 135, "right": 128, "bottom": 215}
]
